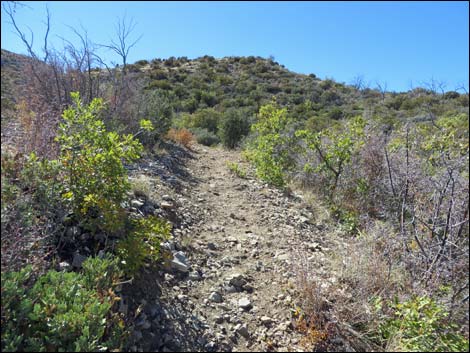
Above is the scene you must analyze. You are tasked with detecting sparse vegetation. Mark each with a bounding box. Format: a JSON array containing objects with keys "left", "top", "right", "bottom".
[
  {"left": 1, "top": 5, "right": 468, "bottom": 350},
  {"left": 227, "top": 161, "right": 247, "bottom": 178}
]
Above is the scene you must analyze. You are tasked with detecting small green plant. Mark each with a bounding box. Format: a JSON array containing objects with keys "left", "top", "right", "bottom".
[
  {"left": 116, "top": 215, "right": 171, "bottom": 275},
  {"left": 331, "top": 205, "right": 359, "bottom": 234},
  {"left": 20, "top": 152, "right": 63, "bottom": 215},
  {"left": 379, "top": 296, "right": 469, "bottom": 352},
  {"left": 1, "top": 256, "right": 126, "bottom": 352},
  {"left": 227, "top": 161, "right": 247, "bottom": 178},
  {"left": 129, "top": 175, "right": 153, "bottom": 200}
]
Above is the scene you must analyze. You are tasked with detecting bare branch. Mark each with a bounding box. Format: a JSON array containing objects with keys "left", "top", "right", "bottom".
[
  {"left": 375, "top": 80, "right": 387, "bottom": 102},
  {"left": 99, "top": 15, "right": 142, "bottom": 74},
  {"left": 43, "top": 5, "right": 51, "bottom": 62}
]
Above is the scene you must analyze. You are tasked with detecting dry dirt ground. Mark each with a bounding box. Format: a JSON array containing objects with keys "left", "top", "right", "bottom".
[{"left": 123, "top": 143, "right": 346, "bottom": 352}]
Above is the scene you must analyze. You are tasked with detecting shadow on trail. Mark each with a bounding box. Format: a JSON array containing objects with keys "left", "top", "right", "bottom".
[
  {"left": 122, "top": 268, "right": 228, "bottom": 352},
  {"left": 128, "top": 141, "right": 203, "bottom": 191}
]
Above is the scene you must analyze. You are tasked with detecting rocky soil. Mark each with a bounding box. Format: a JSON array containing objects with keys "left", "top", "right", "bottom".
[{"left": 119, "top": 143, "right": 345, "bottom": 352}]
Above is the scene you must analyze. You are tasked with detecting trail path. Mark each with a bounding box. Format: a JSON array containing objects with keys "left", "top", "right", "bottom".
[{"left": 128, "top": 144, "right": 334, "bottom": 352}]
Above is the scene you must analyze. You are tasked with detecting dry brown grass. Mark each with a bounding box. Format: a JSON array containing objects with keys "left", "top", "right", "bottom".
[
  {"left": 166, "top": 128, "right": 194, "bottom": 149},
  {"left": 291, "top": 218, "right": 413, "bottom": 351}
]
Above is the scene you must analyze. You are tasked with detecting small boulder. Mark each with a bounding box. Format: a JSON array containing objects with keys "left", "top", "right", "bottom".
[{"left": 72, "top": 253, "right": 87, "bottom": 268}]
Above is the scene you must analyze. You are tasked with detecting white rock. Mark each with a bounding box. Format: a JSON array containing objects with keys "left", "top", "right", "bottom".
[
  {"left": 260, "top": 316, "right": 273, "bottom": 325},
  {"left": 188, "top": 271, "right": 201, "bottom": 281},
  {"left": 58, "top": 261, "right": 71, "bottom": 271},
  {"left": 238, "top": 297, "right": 252, "bottom": 310},
  {"left": 131, "top": 199, "right": 144, "bottom": 208},
  {"left": 161, "top": 201, "right": 174, "bottom": 210},
  {"left": 171, "top": 258, "right": 189, "bottom": 272}
]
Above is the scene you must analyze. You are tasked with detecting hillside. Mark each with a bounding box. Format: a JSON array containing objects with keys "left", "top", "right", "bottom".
[{"left": 1, "top": 47, "right": 469, "bottom": 352}]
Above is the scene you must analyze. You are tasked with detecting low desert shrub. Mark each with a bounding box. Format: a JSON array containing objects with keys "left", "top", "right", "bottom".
[
  {"left": 379, "top": 296, "right": 469, "bottom": 352},
  {"left": 219, "top": 109, "right": 251, "bottom": 149},
  {"left": 1, "top": 256, "right": 126, "bottom": 352},
  {"left": 192, "top": 128, "right": 220, "bottom": 146}
]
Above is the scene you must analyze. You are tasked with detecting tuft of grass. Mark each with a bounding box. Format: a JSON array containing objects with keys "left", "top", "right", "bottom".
[
  {"left": 129, "top": 174, "right": 153, "bottom": 200},
  {"left": 226, "top": 161, "right": 247, "bottom": 178}
]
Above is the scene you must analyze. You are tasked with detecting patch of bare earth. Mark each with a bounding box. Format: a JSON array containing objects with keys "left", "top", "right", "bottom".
[{"left": 125, "top": 144, "right": 347, "bottom": 352}]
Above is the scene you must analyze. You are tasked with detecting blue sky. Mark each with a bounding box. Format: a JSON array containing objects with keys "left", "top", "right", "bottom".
[{"left": 1, "top": 1, "right": 468, "bottom": 92}]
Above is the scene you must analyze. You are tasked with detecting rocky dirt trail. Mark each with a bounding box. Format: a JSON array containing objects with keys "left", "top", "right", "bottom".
[{"left": 125, "top": 144, "right": 338, "bottom": 352}]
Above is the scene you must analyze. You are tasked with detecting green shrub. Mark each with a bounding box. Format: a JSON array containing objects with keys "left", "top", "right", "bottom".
[
  {"left": 296, "top": 116, "right": 366, "bottom": 195},
  {"left": 134, "top": 59, "right": 149, "bottom": 66},
  {"left": 327, "top": 107, "right": 343, "bottom": 120},
  {"left": 192, "top": 108, "right": 221, "bottom": 133},
  {"left": 56, "top": 92, "right": 143, "bottom": 234},
  {"left": 137, "top": 90, "right": 174, "bottom": 145},
  {"left": 200, "top": 91, "right": 218, "bottom": 107},
  {"left": 182, "top": 97, "right": 199, "bottom": 113},
  {"left": 245, "top": 102, "right": 293, "bottom": 187},
  {"left": 116, "top": 215, "right": 171, "bottom": 275},
  {"left": 331, "top": 204, "right": 359, "bottom": 234},
  {"left": 379, "top": 296, "right": 469, "bottom": 352},
  {"left": 192, "top": 128, "right": 220, "bottom": 146},
  {"left": 219, "top": 109, "right": 251, "bottom": 149},
  {"left": 146, "top": 80, "right": 172, "bottom": 90},
  {"left": 1, "top": 256, "right": 125, "bottom": 352},
  {"left": 20, "top": 153, "right": 63, "bottom": 215}
]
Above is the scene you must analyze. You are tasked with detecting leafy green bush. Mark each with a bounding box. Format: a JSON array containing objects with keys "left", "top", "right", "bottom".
[
  {"left": 137, "top": 90, "right": 174, "bottom": 145},
  {"left": 245, "top": 102, "right": 293, "bottom": 187},
  {"left": 1, "top": 256, "right": 125, "bottom": 352},
  {"left": 192, "top": 128, "right": 220, "bottom": 146},
  {"left": 56, "top": 92, "right": 143, "bottom": 233},
  {"left": 200, "top": 91, "right": 218, "bottom": 107},
  {"left": 296, "top": 116, "right": 366, "bottom": 195},
  {"left": 1, "top": 151, "right": 63, "bottom": 223},
  {"left": 116, "top": 215, "right": 171, "bottom": 275},
  {"left": 191, "top": 108, "right": 221, "bottom": 133},
  {"left": 146, "top": 80, "right": 172, "bottom": 90},
  {"left": 379, "top": 296, "right": 469, "bottom": 352},
  {"left": 219, "top": 109, "right": 251, "bottom": 149}
]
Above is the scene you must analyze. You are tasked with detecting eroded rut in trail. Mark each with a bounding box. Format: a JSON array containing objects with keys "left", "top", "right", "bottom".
[{"left": 125, "top": 145, "right": 335, "bottom": 352}]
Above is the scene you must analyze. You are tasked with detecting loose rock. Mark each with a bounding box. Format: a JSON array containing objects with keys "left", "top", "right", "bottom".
[
  {"left": 238, "top": 297, "right": 252, "bottom": 311},
  {"left": 209, "top": 292, "right": 223, "bottom": 303}
]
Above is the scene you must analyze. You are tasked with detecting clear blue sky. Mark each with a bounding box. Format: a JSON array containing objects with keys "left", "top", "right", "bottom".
[{"left": 1, "top": 1, "right": 469, "bottom": 92}]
